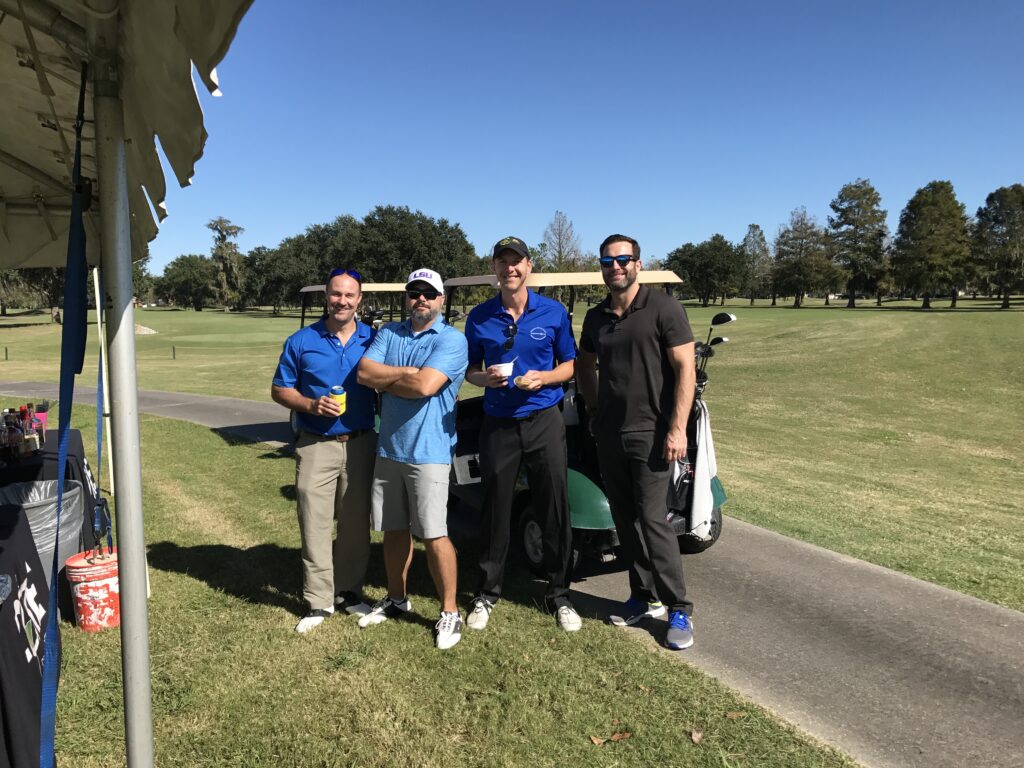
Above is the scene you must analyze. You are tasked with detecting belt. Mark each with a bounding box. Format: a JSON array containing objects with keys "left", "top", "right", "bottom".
[{"left": 305, "top": 428, "right": 372, "bottom": 443}]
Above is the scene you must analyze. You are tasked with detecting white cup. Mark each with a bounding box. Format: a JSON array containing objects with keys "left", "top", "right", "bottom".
[{"left": 492, "top": 362, "right": 514, "bottom": 377}]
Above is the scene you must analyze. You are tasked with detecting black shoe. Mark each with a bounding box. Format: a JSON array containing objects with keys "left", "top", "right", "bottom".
[{"left": 357, "top": 596, "right": 413, "bottom": 628}]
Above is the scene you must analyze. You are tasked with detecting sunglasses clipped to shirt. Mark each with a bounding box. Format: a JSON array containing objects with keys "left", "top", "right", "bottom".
[
  {"left": 599, "top": 255, "right": 639, "bottom": 268},
  {"left": 406, "top": 289, "right": 441, "bottom": 301},
  {"left": 503, "top": 322, "right": 518, "bottom": 352}
]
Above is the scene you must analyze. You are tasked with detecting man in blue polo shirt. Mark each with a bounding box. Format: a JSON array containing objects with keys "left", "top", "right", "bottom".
[
  {"left": 272, "top": 268, "right": 377, "bottom": 634},
  {"left": 464, "top": 236, "right": 581, "bottom": 632},
  {"left": 356, "top": 268, "right": 469, "bottom": 650}
]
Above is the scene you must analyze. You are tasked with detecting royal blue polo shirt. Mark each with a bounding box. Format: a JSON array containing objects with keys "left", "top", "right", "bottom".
[
  {"left": 465, "top": 290, "right": 577, "bottom": 418},
  {"left": 272, "top": 319, "right": 376, "bottom": 436},
  {"left": 364, "top": 316, "right": 468, "bottom": 465}
]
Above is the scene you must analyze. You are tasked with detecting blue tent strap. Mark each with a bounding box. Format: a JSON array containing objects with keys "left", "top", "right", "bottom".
[{"left": 38, "top": 60, "right": 89, "bottom": 768}]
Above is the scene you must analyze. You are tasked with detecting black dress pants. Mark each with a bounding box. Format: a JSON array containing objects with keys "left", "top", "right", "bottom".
[
  {"left": 596, "top": 429, "right": 692, "bottom": 615},
  {"left": 476, "top": 405, "right": 573, "bottom": 610}
]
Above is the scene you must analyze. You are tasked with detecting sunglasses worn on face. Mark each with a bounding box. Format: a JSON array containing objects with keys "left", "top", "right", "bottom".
[
  {"left": 503, "top": 322, "right": 518, "bottom": 352},
  {"left": 406, "top": 289, "right": 441, "bottom": 301},
  {"left": 329, "top": 267, "right": 363, "bottom": 282},
  {"left": 599, "top": 255, "right": 639, "bottom": 268}
]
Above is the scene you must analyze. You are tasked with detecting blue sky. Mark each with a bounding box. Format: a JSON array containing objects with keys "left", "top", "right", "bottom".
[{"left": 149, "top": 1, "right": 1024, "bottom": 274}]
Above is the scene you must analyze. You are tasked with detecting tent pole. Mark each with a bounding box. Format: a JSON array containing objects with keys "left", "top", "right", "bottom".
[
  {"left": 92, "top": 266, "right": 115, "bottom": 496},
  {"left": 89, "top": 5, "right": 154, "bottom": 767}
]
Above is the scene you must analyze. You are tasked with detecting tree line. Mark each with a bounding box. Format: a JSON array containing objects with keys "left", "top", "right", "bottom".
[
  {"left": 667, "top": 180, "right": 1024, "bottom": 310},
  {"left": 153, "top": 207, "right": 604, "bottom": 313},
  {"left": 2, "top": 183, "right": 1021, "bottom": 317}
]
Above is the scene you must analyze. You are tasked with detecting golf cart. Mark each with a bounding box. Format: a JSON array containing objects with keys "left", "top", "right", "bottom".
[{"left": 442, "top": 270, "right": 729, "bottom": 574}]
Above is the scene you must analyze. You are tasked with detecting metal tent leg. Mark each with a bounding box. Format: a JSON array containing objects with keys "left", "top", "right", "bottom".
[{"left": 90, "top": 5, "right": 154, "bottom": 766}]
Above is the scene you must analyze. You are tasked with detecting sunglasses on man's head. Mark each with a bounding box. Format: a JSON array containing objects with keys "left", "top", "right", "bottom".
[
  {"left": 329, "top": 267, "right": 363, "bottom": 282},
  {"left": 503, "top": 322, "right": 518, "bottom": 351},
  {"left": 406, "top": 289, "right": 441, "bottom": 301},
  {"left": 599, "top": 255, "right": 639, "bottom": 268}
]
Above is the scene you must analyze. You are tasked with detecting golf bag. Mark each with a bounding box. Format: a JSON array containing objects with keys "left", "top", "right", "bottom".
[{"left": 668, "top": 398, "right": 727, "bottom": 554}]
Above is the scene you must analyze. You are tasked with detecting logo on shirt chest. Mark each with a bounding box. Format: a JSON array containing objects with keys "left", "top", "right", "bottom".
[{"left": 529, "top": 327, "right": 548, "bottom": 341}]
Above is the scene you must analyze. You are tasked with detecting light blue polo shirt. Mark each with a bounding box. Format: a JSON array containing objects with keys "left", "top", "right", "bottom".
[
  {"left": 465, "top": 290, "right": 577, "bottom": 418},
  {"left": 272, "top": 319, "right": 377, "bottom": 436},
  {"left": 364, "top": 316, "right": 468, "bottom": 465}
]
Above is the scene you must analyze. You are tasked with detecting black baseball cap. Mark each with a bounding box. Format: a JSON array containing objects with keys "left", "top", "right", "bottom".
[{"left": 491, "top": 236, "right": 530, "bottom": 261}]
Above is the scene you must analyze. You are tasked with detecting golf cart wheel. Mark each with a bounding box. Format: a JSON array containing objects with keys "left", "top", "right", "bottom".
[
  {"left": 289, "top": 411, "right": 300, "bottom": 442},
  {"left": 515, "top": 504, "right": 547, "bottom": 577},
  {"left": 678, "top": 506, "right": 723, "bottom": 555}
]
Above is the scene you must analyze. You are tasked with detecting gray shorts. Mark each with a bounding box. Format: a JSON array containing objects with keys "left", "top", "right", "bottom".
[{"left": 371, "top": 456, "right": 451, "bottom": 539}]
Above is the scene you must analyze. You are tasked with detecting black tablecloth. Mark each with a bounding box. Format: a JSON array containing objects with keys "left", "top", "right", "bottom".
[{"left": 0, "top": 429, "right": 101, "bottom": 546}]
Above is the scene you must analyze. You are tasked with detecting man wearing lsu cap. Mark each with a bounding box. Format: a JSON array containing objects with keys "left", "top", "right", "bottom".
[
  {"left": 356, "top": 268, "right": 469, "bottom": 649},
  {"left": 463, "top": 236, "right": 581, "bottom": 632},
  {"left": 576, "top": 234, "right": 697, "bottom": 651},
  {"left": 272, "top": 267, "right": 377, "bottom": 634}
]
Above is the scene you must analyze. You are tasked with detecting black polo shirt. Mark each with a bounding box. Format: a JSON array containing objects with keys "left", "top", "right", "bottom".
[{"left": 580, "top": 284, "right": 694, "bottom": 433}]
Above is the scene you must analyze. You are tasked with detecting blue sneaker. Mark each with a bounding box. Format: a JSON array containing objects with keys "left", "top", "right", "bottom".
[
  {"left": 665, "top": 611, "right": 694, "bottom": 650},
  {"left": 609, "top": 598, "right": 666, "bottom": 627}
]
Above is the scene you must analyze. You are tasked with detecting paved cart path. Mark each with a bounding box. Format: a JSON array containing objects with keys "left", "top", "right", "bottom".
[{"left": 3, "top": 381, "right": 1023, "bottom": 768}]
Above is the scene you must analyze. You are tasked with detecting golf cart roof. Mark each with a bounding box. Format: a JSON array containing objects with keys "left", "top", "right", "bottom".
[
  {"left": 300, "top": 283, "right": 408, "bottom": 293},
  {"left": 443, "top": 270, "right": 683, "bottom": 289}
]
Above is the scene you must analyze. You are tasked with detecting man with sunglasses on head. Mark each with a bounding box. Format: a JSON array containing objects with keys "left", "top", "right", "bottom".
[
  {"left": 463, "top": 236, "right": 581, "bottom": 632},
  {"left": 356, "top": 268, "right": 468, "bottom": 650},
  {"left": 272, "top": 267, "right": 377, "bottom": 634},
  {"left": 576, "top": 235, "right": 698, "bottom": 651}
]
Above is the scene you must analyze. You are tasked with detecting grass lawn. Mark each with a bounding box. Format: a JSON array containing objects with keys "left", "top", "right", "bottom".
[
  {"left": 3, "top": 297, "right": 1022, "bottom": 610},
  {"left": 49, "top": 408, "right": 854, "bottom": 768}
]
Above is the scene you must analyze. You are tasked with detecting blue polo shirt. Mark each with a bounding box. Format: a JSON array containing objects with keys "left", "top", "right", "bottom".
[
  {"left": 364, "top": 316, "right": 468, "bottom": 465},
  {"left": 272, "top": 319, "right": 376, "bottom": 436},
  {"left": 465, "top": 290, "right": 577, "bottom": 418}
]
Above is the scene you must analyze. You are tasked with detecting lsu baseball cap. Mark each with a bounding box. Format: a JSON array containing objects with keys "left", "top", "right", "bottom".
[
  {"left": 405, "top": 268, "right": 445, "bottom": 295},
  {"left": 491, "top": 236, "right": 530, "bottom": 261}
]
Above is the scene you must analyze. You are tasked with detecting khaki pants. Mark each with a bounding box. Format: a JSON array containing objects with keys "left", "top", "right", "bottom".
[{"left": 295, "top": 431, "right": 377, "bottom": 610}]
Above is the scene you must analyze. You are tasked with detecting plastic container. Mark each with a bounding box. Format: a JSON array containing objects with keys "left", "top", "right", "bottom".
[
  {"left": 65, "top": 549, "right": 120, "bottom": 631},
  {"left": 0, "top": 480, "right": 83, "bottom": 589}
]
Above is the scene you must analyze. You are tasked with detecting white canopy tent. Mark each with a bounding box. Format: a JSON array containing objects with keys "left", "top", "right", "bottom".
[{"left": 0, "top": 1, "right": 252, "bottom": 765}]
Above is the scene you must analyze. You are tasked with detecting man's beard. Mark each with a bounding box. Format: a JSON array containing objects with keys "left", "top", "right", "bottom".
[
  {"left": 411, "top": 305, "right": 439, "bottom": 325},
  {"left": 608, "top": 269, "right": 638, "bottom": 292}
]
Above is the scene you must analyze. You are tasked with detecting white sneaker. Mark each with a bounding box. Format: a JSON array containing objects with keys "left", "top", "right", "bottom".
[
  {"left": 295, "top": 607, "right": 333, "bottom": 634},
  {"left": 335, "top": 591, "right": 372, "bottom": 617},
  {"left": 357, "top": 596, "right": 413, "bottom": 628},
  {"left": 435, "top": 611, "right": 463, "bottom": 650},
  {"left": 466, "top": 597, "right": 494, "bottom": 630},
  {"left": 556, "top": 605, "right": 582, "bottom": 632}
]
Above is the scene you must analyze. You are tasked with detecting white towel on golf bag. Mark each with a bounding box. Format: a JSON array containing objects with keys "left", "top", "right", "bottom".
[{"left": 671, "top": 400, "right": 717, "bottom": 540}]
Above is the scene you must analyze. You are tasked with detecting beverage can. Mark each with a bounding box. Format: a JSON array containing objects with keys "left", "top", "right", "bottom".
[{"left": 329, "top": 385, "right": 347, "bottom": 415}]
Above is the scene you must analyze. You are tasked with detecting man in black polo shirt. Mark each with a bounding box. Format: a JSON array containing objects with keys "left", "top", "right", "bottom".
[
  {"left": 576, "top": 233, "right": 697, "bottom": 650},
  {"left": 463, "top": 236, "right": 581, "bottom": 632}
]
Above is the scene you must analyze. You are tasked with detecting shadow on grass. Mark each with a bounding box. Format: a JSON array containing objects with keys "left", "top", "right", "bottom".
[
  {"left": 148, "top": 540, "right": 306, "bottom": 614},
  {"left": 258, "top": 446, "right": 294, "bottom": 460},
  {"left": 210, "top": 423, "right": 293, "bottom": 446},
  {"left": 147, "top": 538, "right": 452, "bottom": 625}
]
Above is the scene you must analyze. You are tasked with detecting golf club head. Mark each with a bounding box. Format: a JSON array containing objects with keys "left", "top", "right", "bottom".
[
  {"left": 710, "top": 312, "right": 737, "bottom": 326},
  {"left": 709, "top": 336, "right": 728, "bottom": 346}
]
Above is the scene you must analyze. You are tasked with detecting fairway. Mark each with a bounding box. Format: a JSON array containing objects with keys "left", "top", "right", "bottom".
[
  {"left": 3, "top": 299, "right": 1023, "bottom": 615},
  {"left": 47, "top": 408, "right": 854, "bottom": 768}
]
